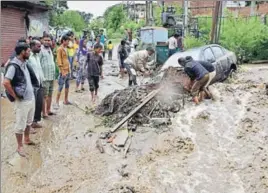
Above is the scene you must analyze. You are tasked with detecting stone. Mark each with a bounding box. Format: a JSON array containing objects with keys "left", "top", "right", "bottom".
[{"left": 113, "top": 129, "right": 129, "bottom": 147}]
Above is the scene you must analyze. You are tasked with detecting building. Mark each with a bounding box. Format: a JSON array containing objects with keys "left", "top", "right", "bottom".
[
  {"left": 1, "top": 1, "right": 50, "bottom": 64},
  {"left": 127, "top": 2, "right": 146, "bottom": 22}
]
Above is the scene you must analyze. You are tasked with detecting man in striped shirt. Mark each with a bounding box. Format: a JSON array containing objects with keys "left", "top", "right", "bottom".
[{"left": 40, "top": 34, "right": 56, "bottom": 117}]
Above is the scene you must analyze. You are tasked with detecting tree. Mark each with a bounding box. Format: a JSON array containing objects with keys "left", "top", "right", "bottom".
[
  {"left": 78, "top": 11, "right": 93, "bottom": 24},
  {"left": 59, "top": 10, "right": 87, "bottom": 31},
  {"left": 103, "top": 4, "right": 127, "bottom": 31}
]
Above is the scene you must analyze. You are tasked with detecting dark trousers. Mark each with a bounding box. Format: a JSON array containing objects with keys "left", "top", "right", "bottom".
[
  {"left": 34, "top": 87, "right": 44, "bottom": 122},
  {"left": 102, "top": 51, "right": 105, "bottom": 59},
  {"left": 108, "top": 50, "right": 112, "bottom": 60},
  {"left": 168, "top": 49, "right": 177, "bottom": 57}
]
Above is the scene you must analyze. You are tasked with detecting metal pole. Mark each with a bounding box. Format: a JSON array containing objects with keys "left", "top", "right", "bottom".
[
  {"left": 183, "top": 0, "right": 189, "bottom": 36},
  {"left": 146, "top": 0, "right": 149, "bottom": 25}
]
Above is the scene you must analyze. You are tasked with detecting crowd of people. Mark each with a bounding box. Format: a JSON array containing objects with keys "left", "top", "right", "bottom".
[
  {"left": 1, "top": 30, "right": 111, "bottom": 157},
  {"left": 1, "top": 27, "right": 215, "bottom": 157}
]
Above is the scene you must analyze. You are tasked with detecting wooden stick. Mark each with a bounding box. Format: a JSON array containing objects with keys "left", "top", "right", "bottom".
[
  {"left": 110, "top": 88, "right": 162, "bottom": 133},
  {"left": 124, "top": 137, "right": 132, "bottom": 158}
]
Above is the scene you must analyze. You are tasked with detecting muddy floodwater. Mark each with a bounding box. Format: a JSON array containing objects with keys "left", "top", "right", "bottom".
[{"left": 1, "top": 61, "right": 268, "bottom": 193}]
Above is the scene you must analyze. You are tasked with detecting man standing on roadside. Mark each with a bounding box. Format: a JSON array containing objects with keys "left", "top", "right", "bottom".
[
  {"left": 99, "top": 30, "right": 107, "bottom": 59},
  {"left": 67, "top": 31, "right": 76, "bottom": 79},
  {"left": 167, "top": 34, "right": 179, "bottom": 57},
  {"left": 93, "top": 36, "right": 104, "bottom": 55},
  {"left": 3, "top": 43, "right": 39, "bottom": 157},
  {"left": 28, "top": 40, "right": 45, "bottom": 128},
  {"left": 55, "top": 35, "right": 71, "bottom": 108},
  {"left": 40, "top": 34, "right": 56, "bottom": 117}
]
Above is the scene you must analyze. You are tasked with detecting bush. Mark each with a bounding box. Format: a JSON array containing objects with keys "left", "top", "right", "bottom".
[
  {"left": 184, "top": 35, "right": 206, "bottom": 49},
  {"left": 197, "top": 13, "right": 268, "bottom": 61}
]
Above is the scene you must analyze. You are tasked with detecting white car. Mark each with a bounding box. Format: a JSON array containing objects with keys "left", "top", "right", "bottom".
[{"left": 161, "top": 44, "right": 237, "bottom": 82}]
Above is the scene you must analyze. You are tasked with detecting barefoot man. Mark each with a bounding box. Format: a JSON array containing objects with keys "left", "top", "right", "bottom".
[
  {"left": 55, "top": 35, "right": 71, "bottom": 108},
  {"left": 40, "top": 34, "right": 56, "bottom": 117},
  {"left": 3, "top": 43, "right": 39, "bottom": 157},
  {"left": 85, "top": 44, "right": 103, "bottom": 103}
]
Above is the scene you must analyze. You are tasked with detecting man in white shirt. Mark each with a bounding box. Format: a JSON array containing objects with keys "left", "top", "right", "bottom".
[
  {"left": 167, "top": 34, "right": 179, "bottom": 57},
  {"left": 124, "top": 47, "right": 155, "bottom": 86},
  {"left": 29, "top": 40, "right": 45, "bottom": 129}
]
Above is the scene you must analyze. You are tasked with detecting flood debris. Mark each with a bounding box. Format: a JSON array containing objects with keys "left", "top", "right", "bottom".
[
  {"left": 95, "top": 67, "right": 187, "bottom": 128},
  {"left": 113, "top": 129, "right": 129, "bottom": 147},
  {"left": 96, "top": 139, "right": 104, "bottom": 153},
  {"left": 123, "top": 137, "right": 132, "bottom": 158},
  {"left": 109, "top": 184, "right": 136, "bottom": 193}
]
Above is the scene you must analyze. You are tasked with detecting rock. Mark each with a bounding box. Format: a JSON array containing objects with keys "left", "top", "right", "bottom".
[
  {"left": 150, "top": 118, "right": 171, "bottom": 127},
  {"left": 99, "top": 131, "right": 111, "bottom": 139},
  {"left": 196, "top": 111, "right": 210, "bottom": 120},
  {"left": 113, "top": 129, "right": 129, "bottom": 147},
  {"left": 96, "top": 139, "right": 104, "bottom": 153}
]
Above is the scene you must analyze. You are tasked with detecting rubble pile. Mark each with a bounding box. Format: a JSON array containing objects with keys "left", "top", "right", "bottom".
[{"left": 95, "top": 67, "right": 189, "bottom": 126}]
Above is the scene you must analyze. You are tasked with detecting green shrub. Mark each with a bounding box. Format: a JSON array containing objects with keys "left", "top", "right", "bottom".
[
  {"left": 197, "top": 13, "right": 268, "bottom": 61},
  {"left": 184, "top": 35, "right": 206, "bottom": 49}
]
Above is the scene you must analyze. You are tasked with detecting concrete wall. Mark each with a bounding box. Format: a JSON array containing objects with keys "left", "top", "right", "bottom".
[{"left": 28, "top": 11, "right": 49, "bottom": 37}]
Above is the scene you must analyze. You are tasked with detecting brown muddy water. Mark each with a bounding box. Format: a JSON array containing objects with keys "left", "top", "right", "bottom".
[{"left": 1, "top": 63, "right": 268, "bottom": 193}]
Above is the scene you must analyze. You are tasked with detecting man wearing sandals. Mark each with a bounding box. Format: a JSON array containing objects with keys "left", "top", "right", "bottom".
[
  {"left": 55, "top": 35, "right": 71, "bottom": 108},
  {"left": 3, "top": 43, "right": 39, "bottom": 157},
  {"left": 40, "top": 34, "right": 56, "bottom": 117}
]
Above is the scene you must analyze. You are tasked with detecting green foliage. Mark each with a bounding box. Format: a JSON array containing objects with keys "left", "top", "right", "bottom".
[
  {"left": 220, "top": 15, "right": 268, "bottom": 61},
  {"left": 57, "top": 10, "right": 86, "bottom": 31},
  {"left": 103, "top": 4, "right": 126, "bottom": 32},
  {"left": 184, "top": 35, "right": 206, "bottom": 49},
  {"left": 197, "top": 12, "right": 268, "bottom": 61},
  {"left": 88, "top": 17, "right": 104, "bottom": 36}
]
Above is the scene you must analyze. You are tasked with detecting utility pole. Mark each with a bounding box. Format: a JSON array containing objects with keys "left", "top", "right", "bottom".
[
  {"left": 250, "top": 1, "right": 256, "bottom": 16},
  {"left": 183, "top": 0, "right": 189, "bottom": 36},
  {"left": 149, "top": 0, "right": 154, "bottom": 26},
  {"left": 210, "top": 1, "right": 221, "bottom": 43},
  {"left": 146, "top": 0, "right": 149, "bottom": 25}
]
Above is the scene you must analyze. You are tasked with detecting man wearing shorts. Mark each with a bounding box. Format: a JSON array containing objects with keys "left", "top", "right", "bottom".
[
  {"left": 55, "top": 35, "right": 71, "bottom": 108},
  {"left": 3, "top": 43, "right": 39, "bottom": 157},
  {"left": 40, "top": 34, "right": 56, "bottom": 116},
  {"left": 178, "top": 57, "right": 212, "bottom": 105},
  {"left": 85, "top": 44, "right": 103, "bottom": 103}
]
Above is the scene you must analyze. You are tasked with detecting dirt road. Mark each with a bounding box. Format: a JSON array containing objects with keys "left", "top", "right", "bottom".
[{"left": 1, "top": 62, "right": 268, "bottom": 193}]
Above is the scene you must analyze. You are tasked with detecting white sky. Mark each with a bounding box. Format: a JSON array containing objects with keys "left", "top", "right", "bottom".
[{"left": 67, "top": 1, "right": 122, "bottom": 18}]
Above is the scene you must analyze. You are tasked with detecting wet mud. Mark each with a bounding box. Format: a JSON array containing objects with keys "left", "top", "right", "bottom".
[{"left": 1, "top": 61, "right": 268, "bottom": 193}]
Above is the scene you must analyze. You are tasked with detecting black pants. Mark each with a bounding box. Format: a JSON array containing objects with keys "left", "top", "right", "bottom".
[
  {"left": 34, "top": 87, "right": 44, "bottom": 122},
  {"left": 88, "top": 76, "right": 99, "bottom": 92},
  {"left": 108, "top": 50, "right": 112, "bottom": 60},
  {"left": 102, "top": 51, "right": 105, "bottom": 59}
]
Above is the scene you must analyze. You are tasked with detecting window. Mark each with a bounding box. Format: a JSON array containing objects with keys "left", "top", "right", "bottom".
[
  {"left": 203, "top": 48, "right": 216, "bottom": 62},
  {"left": 211, "top": 46, "right": 224, "bottom": 58}
]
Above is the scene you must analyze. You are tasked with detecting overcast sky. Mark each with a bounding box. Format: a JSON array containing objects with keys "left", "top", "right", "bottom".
[{"left": 67, "top": 1, "right": 122, "bottom": 17}]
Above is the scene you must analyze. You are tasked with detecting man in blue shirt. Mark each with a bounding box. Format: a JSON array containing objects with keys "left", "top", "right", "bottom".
[
  {"left": 99, "top": 30, "right": 106, "bottom": 59},
  {"left": 178, "top": 57, "right": 212, "bottom": 104}
]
